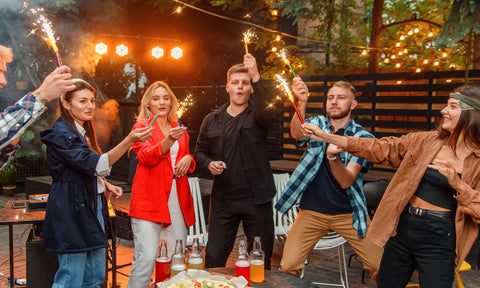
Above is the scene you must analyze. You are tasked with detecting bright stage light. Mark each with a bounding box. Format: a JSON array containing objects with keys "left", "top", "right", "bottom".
[
  {"left": 116, "top": 44, "right": 128, "bottom": 56},
  {"left": 95, "top": 43, "right": 108, "bottom": 55},
  {"left": 152, "top": 46, "right": 164, "bottom": 58},
  {"left": 171, "top": 47, "right": 183, "bottom": 59}
]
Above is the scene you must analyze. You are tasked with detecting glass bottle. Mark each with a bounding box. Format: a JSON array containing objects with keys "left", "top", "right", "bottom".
[
  {"left": 249, "top": 236, "right": 265, "bottom": 283},
  {"left": 235, "top": 239, "right": 250, "bottom": 285},
  {"left": 170, "top": 239, "right": 186, "bottom": 277},
  {"left": 188, "top": 237, "right": 204, "bottom": 270},
  {"left": 155, "top": 242, "right": 171, "bottom": 283}
]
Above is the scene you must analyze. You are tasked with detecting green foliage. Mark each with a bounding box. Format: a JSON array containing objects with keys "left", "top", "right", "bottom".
[
  {"left": 0, "top": 162, "right": 17, "bottom": 187},
  {"left": 436, "top": 0, "right": 480, "bottom": 47}
]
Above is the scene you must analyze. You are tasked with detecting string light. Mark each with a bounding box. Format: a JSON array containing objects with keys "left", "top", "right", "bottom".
[
  {"left": 434, "top": 61, "right": 439, "bottom": 66},
  {"left": 423, "top": 59, "right": 428, "bottom": 64},
  {"left": 408, "top": 30, "right": 413, "bottom": 36},
  {"left": 175, "top": 6, "right": 183, "bottom": 13},
  {"left": 384, "top": 58, "right": 389, "bottom": 63},
  {"left": 395, "top": 42, "right": 401, "bottom": 47},
  {"left": 400, "top": 35, "right": 405, "bottom": 41},
  {"left": 395, "top": 63, "right": 401, "bottom": 68},
  {"left": 414, "top": 28, "right": 419, "bottom": 33},
  {"left": 397, "top": 80, "right": 402, "bottom": 84},
  {"left": 415, "top": 68, "right": 421, "bottom": 73},
  {"left": 428, "top": 32, "right": 434, "bottom": 37},
  {"left": 361, "top": 50, "right": 368, "bottom": 55}
]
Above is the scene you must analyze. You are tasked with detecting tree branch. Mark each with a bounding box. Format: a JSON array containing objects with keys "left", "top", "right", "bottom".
[{"left": 380, "top": 19, "right": 442, "bottom": 34}]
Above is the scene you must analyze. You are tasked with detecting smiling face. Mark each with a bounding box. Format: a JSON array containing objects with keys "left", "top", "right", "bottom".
[
  {"left": 62, "top": 89, "right": 95, "bottom": 126},
  {"left": 226, "top": 72, "right": 253, "bottom": 107},
  {"left": 326, "top": 86, "right": 357, "bottom": 120},
  {"left": 148, "top": 86, "right": 172, "bottom": 118},
  {"left": 441, "top": 98, "right": 462, "bottom": 133}
]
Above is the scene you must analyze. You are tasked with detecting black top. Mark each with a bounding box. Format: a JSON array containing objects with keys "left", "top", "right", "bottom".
[
  {"left": 221, "top": 109, "right": 252, "bottom": 199},
  {"left": 414, "top": 167, "right": 458, "bottom": 211},
  {"left": 300, "top": 154, "right": 353, "bottom": 214},
  {"left": 194, "top": 78, "right": 278, "bottom": 205}
]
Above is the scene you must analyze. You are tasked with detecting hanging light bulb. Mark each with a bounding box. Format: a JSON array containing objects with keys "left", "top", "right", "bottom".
[
  {"left": 384, "top": 58, "right": 390, "bottom": 63},
  {"left": 395, "top": 63, "right": 401, "bottom": 68},
  {"left": 423, "top": 59, "right": 429, "bottom": 64},
  {"left": 408, "top": 30, "right": 413, "bottom": 36},
  {"left": 362, "top": 50, "right": 368, "bottom": 55},
  {"left": 414, "top": 28, "right": 419, "bottom": 33},
  {"left": 398, "top": 51, "right": 403, "bottom": 56},
  {"left": 415, "top": 68, "right": 421, "bottom": 73},
  {"left": 391, "top": 55, "right": 396, "bottom": 59},
  {"left": 395, "top": 42, "right": 401, "bottom": 47},
  {"left": 434, "top": 61, "right": 439, "bottom": 66},
  {"left": 428, "top": 32, "right": 434, "bottom": 37},
  {"left": 403, "top": 49, "right": 408, "bottom": 53},
  {"left": 400, "top": 35, "right": 405, "bottom": 41}
]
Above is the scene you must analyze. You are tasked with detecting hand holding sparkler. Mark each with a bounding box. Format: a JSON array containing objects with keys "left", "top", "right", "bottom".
[
  {"left": 33, "top": 66, "right": 75, "bottom": 103},
  {"left": 276, "top": 74, "right": 305, "bottom": 124},
  {"left": 243, "top": 54, "right": 260, "bottom": 82},
  {"left": 276, "top": 49, "right": 297, "bottom": 77}
]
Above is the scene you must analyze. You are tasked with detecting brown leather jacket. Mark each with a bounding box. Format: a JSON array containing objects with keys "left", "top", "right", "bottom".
[{"left": 345, "top": 131, "right": 480, "bottom": 272}]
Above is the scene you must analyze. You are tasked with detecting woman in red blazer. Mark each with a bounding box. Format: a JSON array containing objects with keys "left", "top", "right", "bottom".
[{"left": 127, "top": 81, "right": 195, "bottom": 288}]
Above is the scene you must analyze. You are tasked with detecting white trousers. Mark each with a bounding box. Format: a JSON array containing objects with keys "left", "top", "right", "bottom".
[{"left": 127, "top": 181, "right": 188, "bottom": 288}]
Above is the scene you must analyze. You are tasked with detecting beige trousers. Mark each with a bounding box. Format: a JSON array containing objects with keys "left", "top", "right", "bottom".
[{"left": 279, "top": 209, "right": 383, "bottom": 280}]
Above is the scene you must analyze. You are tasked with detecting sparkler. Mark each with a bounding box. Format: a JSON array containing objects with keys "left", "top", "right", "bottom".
[
  {"left": 242, "top": 29, "right": 255, "bottom": 54},
  {"left": 277, "top": 49, "right": 297, "bottom": 77},
  {"left": 176, "top": 93, "right": 194, "bottom": 127},
  {"left": 30, "top": 7, "right": 63, "bottom": 66},
  {"left": 275, "top": 74, "right": 305, "bottom": 124}
]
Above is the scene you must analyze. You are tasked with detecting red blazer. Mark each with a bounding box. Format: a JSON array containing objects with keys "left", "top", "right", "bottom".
[{"left": 129, "top": 119, "right": 196, "bottom": 227}]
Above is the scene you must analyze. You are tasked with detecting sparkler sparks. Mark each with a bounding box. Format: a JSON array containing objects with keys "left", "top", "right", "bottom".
[
  {"left": 275, "top": 74, "right": 304, "bottom": 124},
  {"left": 242, "top": 29, "right": 256, "bottom": 54},
  {"left": 28, "top": 4, "right": 63, "bottom": 66},
  {"left": 176, "top": 93, "right": 194, "bottom": 126},
  {"left": 276, "top": 49, "right": 297, "bottom": 77}
]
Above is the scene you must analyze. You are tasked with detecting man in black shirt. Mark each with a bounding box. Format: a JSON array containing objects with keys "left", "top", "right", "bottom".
[{"left": 195, "top": 53, "right": 277, "bottom": 269}]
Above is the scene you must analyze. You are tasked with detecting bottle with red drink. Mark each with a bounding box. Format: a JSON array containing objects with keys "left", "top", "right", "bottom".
[
  {"left": 235, "top": 239, "right": 250, "bottom": 285},
  {"left": 155, "top": 242, "right": 171, "bottom": 284}
]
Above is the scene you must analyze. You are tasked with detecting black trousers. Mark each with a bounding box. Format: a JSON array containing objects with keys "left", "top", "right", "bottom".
[
  {"left": 377, "top": 207, "right": 456, "bottom": 288},
  {"left": 205, "top": 195, "right": 274, "bottom": 269}
]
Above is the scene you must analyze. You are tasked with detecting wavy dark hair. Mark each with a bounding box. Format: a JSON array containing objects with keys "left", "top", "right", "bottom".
[
  {"left": 59, "top": 79, "right": 102, "bottom": 154},
  {"left": 438, "top": 83, "right": 480, "bottom": 152}
]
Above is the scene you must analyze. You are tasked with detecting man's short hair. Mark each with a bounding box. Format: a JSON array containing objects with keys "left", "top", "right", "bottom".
[
  {"left": 227, "top": 64, "right": 248, "bottom": 82},
  {"left": 332, "top": 81, "right": 356, "bottom": 98},
  {"left": 0, "top": 45, "right": 13, "bottom": 63}
]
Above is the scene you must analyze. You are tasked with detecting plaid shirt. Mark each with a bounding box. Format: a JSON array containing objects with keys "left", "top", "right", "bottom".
[
  {"left": 275, "top": 116, "right": 374, "bottom": 237},
  {"left": 0, "top": 93, "right": 46, "bottom": 169}
]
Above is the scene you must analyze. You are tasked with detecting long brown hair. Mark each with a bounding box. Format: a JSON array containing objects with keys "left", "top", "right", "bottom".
[
  {"left": 137, "top": 81, "right": 179, "bottom": 123},
  {"left": 59, "top": 79, "right": 102, "bottom": 154},
  {"left": 438, "top": 84, "right": 480, "bottom": 151}
]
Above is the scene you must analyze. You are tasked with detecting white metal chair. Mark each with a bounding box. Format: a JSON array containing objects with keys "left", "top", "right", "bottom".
[
  {"left": 271, "top": 173, "right": 349, "bottom": 288},
  {"left": 186, "top": 177, "right": 208, "bottom": 247},
  {"left": 272, "top": 173, "right": 296, "bottom": 240},
  {"left": 311, "top": 231, "right": 349, "bottom": 288}
]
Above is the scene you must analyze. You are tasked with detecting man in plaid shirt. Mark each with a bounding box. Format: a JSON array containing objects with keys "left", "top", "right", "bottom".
[
  {"left": 0, "top": 45, "right": 74, "bottom": 169},
  {"left": 275, "top": 79, "right": 383, "bottom": 280}
]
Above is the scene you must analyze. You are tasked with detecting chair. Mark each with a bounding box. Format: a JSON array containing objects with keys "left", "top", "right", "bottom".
[
  {"left": 186, "top": 177, "right": 208, "bottom": 247},
  {"left": 271, "top": 173, "right": 349, "bottom": 288},
  {"left": 273, "top": 173, "right": 295, "bottom": 240},
  {"left": 311, "top": 232, "right": 349, "bottom": 288}
]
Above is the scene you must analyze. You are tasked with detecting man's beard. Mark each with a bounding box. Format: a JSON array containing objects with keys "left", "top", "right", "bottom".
[{"left": 328, "top": 108, "right": 350, "bottom": 119}]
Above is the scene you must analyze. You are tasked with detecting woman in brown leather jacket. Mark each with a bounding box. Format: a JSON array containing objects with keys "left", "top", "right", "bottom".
[{"left": 302, "top": 84, "right": 480, "bottom": 288}]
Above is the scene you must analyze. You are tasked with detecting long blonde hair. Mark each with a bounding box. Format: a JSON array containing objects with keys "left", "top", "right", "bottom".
[{"left": 137, "top": 81, "right": 179, "bottom": 123}]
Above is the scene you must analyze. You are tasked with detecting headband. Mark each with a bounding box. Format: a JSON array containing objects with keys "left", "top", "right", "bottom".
[
  {"left": 60, "top": 78, "right": 93, "bottom": 101},
  {"left": 450, "top": 92, "right": 480, "bottom": 111}
]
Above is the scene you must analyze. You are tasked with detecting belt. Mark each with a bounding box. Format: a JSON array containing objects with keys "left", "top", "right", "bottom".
[{"left": 407, "top": 204, "right": 455, "bottom": 220}]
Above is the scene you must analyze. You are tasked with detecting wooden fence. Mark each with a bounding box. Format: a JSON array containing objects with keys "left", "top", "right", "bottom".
[{"left": 118, "top": 69, "right": 480, "bottom": 173}]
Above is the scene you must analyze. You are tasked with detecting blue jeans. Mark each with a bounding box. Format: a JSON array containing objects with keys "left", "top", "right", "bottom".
[
  {"left": 53, "top": 194, "right": 106, "bottom": 288},
  {"left": 377, "top": 207, "right": 456, "bottom": 288}
]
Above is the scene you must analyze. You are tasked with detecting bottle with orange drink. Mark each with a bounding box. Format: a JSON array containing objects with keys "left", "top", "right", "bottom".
[{"left": 249, "top": 236, "right": 265, "bottom": 283}]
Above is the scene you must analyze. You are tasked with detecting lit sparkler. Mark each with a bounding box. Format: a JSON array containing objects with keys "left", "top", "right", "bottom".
[
  {"left": 243, "top": 29, "right": 255, "bottom": 54},
  {"left": 275, "top": 74, "right": 304, "bottom": 124},
  {"left": 276, "top": 49, "right": 297, "bottom": 77},
  {"left": 30, "top": 6, "right": 63, "bottom": 66},
  {"left": 176, "top": 93, "right": 194, "bottom": 127}
]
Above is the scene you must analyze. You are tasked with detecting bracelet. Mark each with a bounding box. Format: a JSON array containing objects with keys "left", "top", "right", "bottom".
[
  {"left": 326, "top": 154, "right": 338, "bottom": 161},
  {"left": 33, "top": 92, "right": 49, "bottom": 105}
]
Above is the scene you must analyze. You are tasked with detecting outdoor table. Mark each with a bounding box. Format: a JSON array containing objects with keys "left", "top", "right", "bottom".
[
  {"left": 0, "top": 199, "right": 118, "bottom": 288},
  {"left": 208, "top": 267, "right": 318, "bottom": 288},
  {"left": 0, "top": 199, "right": 45, "bottom": 287}
]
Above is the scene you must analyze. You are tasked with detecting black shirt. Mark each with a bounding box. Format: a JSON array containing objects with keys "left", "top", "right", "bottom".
[{"left": 220, "top": 109, "right": 252, "bottom": 199}]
